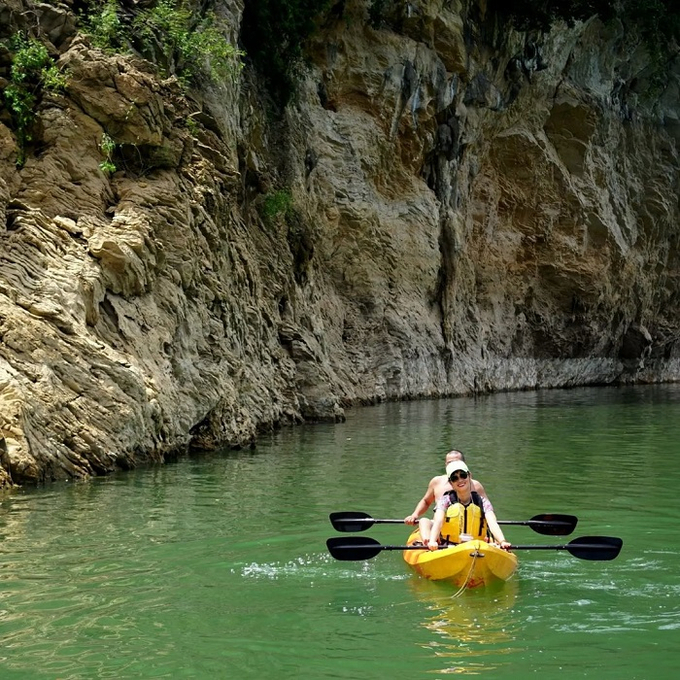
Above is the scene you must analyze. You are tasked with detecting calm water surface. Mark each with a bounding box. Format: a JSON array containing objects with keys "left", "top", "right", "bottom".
[{"left": 1, "top": 385, "right": 680, "bottom": 678}]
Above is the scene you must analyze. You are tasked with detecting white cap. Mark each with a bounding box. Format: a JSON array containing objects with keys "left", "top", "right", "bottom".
[{"left": 445, "top": 460, "right": 469, "bottom": 477}]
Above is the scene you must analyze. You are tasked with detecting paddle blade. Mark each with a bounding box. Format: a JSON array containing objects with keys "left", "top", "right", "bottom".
[
  {"left": 566, "top": 536, "right": 623, "bottom": 561},
  {"left": 329, "top": 511, "right": 374, "bottom": 532},
  {"left": 326, "top": 536, "right": 383, "bottom": 561},
  {"left": 528, "top": 513, "right": 578, "bottom": 536}
]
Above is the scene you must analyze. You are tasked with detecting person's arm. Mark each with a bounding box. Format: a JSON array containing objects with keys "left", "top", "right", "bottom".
[
  {"left": 404, "top": 477, "right": 436, "bottom": 524},
  {"left": 485, "top": 510, "right": 511, "bottom": 551}
]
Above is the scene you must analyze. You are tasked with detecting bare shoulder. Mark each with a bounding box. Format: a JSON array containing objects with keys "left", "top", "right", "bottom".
[
  {"left": 473, "top": 478, "right": 488, "bottom": 498},
  {"left": 425, "top": 473, "right": 443, "bottom": 487},
  {"left": 432, "top": 474, "right": 451, "bottom": 499}
]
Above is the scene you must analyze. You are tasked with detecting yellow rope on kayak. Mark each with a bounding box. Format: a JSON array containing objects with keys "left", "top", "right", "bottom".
[{"left": 449, "top": 547, "right": 479, "bottom": 598}]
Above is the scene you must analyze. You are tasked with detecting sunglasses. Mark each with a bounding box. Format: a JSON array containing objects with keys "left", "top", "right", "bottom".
[{"left": 449, "top": 471, "right": 469, "bottom": 482}]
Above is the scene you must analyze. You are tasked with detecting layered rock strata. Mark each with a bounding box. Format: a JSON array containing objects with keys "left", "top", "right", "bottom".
[{"left": 0, "top": 0, "right": 678, "bottom": 486}]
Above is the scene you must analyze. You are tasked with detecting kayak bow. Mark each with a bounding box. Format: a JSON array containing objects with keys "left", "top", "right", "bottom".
[{"left": 402, "top": 529, "right": 518, "bottom": 589}]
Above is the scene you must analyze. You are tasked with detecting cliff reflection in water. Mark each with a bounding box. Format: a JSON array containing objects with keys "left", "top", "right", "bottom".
[{"left": 409, "top": 576, "right": 521, "bottom": 674}]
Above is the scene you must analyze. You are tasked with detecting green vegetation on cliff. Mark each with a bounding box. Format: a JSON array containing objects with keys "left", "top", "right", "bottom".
[
  {"left": 240, "top": 0, "right": 332, "bottom": 103},
  {"left": 491, "top": 0, "right": 680, "bottom": 45},
  {"left": 82, "top": 0, "right": 242, "bottom": 86},
  {"left": 2, "top": 35, "right": 68, "bottom": 166}
]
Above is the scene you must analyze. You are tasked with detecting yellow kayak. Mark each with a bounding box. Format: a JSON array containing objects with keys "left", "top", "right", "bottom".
[{"left": 402, "top": 529, "right": 518, "bottom": 589}]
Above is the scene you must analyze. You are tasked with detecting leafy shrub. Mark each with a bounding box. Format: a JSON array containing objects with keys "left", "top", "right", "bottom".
[
  {"left": 240, "top": 0, "right": 333, "bottom": 104},
  {"left": 81, "top": 0, "right": 242, "bottom": 86},
  {"left": 86, "top": 0, "right": 123, "bottom": 50},
  {"left": 623, "top": 0, "right": 680, "bottom": 45},
  {"left": 262, "top": 189, "right": 294, "bottom": 221},
  {"left": 368, "top": 0, "right": 389, "bottom": 28},
  {"left": 490, "top": 1, "right": 609, "bottom": 32},
  {"left": 3, "top": 35, "right": 68, "bottom": 165},
  {"left": 98, "top": 132, "right": 117, "bottom": 174},
  {"left": 259, "top": 189, "right": 314, "bottom": 283},
  {"left": 490, "top": 0, "right": 680, "bottom": 46}
]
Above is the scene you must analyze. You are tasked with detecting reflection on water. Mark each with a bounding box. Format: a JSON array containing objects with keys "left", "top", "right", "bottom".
[{"left": 408, "top": 577, "right": 521, "bottom": 675}]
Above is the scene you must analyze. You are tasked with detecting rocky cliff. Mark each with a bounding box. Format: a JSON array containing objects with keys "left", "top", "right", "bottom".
[{"left": 1, "top": 0, "right": 678, "bottom": 486}]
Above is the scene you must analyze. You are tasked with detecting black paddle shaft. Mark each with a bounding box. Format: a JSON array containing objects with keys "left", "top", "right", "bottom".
[
  {"left": 496, "top": 536, "right": 622, "bottom": 561},
  {"left": 326, "top": 535, "right": 623, "bottom": 562},
  {"left": 329, "top": 511, "right": 578, "bottom": 536}
]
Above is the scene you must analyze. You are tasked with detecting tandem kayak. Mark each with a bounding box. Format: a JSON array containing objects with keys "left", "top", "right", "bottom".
[{"left": 402, "top": 529, "right": 518, "bottom": 589}]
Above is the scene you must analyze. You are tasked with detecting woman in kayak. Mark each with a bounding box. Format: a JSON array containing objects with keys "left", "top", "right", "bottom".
[
  {"left": 426, "top": 460, "right": 512, "bottom": 552},
  {"left": 404, "top": 449, "right": 488, "bottom": 526}
]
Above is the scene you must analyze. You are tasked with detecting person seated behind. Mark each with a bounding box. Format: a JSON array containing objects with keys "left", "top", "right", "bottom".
[
  {"left": 427, "top": 460, "right": 511, "bottom": 551},
  {"left": 405, "top": 450, "right": 488, "bottom": 544}
]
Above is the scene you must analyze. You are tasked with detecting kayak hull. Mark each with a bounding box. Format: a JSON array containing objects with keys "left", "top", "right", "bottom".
[{"left": 402, "top": 529, "right": 518, "bottom": 589}]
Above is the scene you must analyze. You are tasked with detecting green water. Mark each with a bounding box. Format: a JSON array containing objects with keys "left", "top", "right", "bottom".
[{"left": 1, "top": 385, "right": 679, "bottom": 679}]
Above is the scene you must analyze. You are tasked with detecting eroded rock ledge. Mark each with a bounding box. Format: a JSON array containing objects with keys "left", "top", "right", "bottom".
[{"left": 1, "top": 0, "right": 679, "bottom": 486}]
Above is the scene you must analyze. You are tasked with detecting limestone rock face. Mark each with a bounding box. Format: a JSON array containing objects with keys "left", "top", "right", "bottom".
[{"left": 0, "top": 0, "right": 678, "bottom": 486}]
